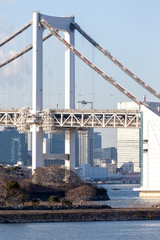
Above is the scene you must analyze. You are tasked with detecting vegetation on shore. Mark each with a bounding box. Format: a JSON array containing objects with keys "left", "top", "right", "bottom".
[{"left": 0, "top": 164, "right": 110, "bottom": 208}]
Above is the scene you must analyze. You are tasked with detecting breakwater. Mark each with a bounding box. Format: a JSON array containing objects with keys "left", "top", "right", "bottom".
[{"left": 0, "top": 208, "right": 160, "bottom": 223}]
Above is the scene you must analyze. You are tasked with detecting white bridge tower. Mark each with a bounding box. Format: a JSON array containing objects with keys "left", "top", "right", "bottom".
[{"left": 31, "top": 12, "right": 75, "bottom": 172}]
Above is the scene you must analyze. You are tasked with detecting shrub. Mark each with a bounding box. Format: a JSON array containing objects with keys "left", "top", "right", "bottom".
[
  {"left": 5, "top": 180, "right": 20, "bottom": 191},
  {"left": 95, "top": 187, "right": 107, "bottom": 196},
  {"left": 48, "top": 195, "right": 60, "bottom": 203},
  {"left": 62, "top": 199, "right": 72, "bottom": 206},
  {"left": 18, "top": 193, "right": 28, "bottom": 205},
  {"left": 31, "top": 198, "right": 40, "bottom": 206},
  {"left": 93, "top": 186, "right": 110, "bottom": 200}
]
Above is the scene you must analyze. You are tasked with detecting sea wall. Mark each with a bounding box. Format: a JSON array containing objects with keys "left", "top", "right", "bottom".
[{"left": 0, "top": 208, "right": 160, "bottom": 223}]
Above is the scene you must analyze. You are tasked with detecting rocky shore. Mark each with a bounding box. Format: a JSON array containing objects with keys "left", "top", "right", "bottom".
[{"left": 0, "top": 207, "right": 160, "bottom": 223}]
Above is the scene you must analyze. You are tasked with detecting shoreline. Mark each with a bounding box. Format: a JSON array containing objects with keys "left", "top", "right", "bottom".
[{"left": 0, "top": 208, "right": 160, "bottom": 223}]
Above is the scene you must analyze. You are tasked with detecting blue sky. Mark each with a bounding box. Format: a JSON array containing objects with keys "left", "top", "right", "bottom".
[
  {"left": 1, "top": 0, "right": 160, "bottom": 106},
  {"left": 1, "top": 0, "right": 160, "bottom": 146}
]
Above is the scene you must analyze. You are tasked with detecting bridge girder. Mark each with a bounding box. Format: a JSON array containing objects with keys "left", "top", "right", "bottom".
[{"left": 0, "top": 108, "right": 141, "bottom": 133}]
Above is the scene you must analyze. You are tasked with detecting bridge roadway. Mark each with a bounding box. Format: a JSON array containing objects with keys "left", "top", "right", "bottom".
[{"left": 0, "top": 108, "right": 141, "bottom": 133}]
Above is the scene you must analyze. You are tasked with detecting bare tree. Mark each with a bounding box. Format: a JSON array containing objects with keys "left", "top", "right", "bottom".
[
  {"left": 0, "top": 183, "right": 5, "bottom": 206},
  {"left": 0, "top": 165, "right": 11, "bottom": 183},
  {"left": 31, "top": 165, "right": 82, "bottom": 187},
  {"left": 0, "top": 180, "right": 28, "bottom": 207},
  {"left": 66, "top": 185, "right": 96, "bottom": 204}
]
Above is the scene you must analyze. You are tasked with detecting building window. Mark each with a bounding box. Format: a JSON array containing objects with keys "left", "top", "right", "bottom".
[{"left": 143, "top": 149, "right": 148, "bottom": 153}]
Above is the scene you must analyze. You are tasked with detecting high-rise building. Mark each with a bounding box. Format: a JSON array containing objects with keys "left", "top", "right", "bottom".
[
  {"left": 0, "top": 127, "right": 27, "bottom": 166},
  {"left": 94, "top": 147, "right": 117, "bottom": 162},
  {"left": 75, "top": 129, "right": 94, "bottom": 167},
  {"left": 117, "top": 102, "right": 140, "bottom": 172},
  {"left": 41, "top": 130, "right": 94, "bottom": 168},
  {"left": 117, "top": 128, "right": 140, "bottom": 172},
  {"left": 49, "top": 132, "right": 65, "bottom": 154},
  {"left": 94, "top": 132, "right": 102, "bottom": 149},
  {"left": 43, "top": 132, "right": 65, "bottom": 166}
]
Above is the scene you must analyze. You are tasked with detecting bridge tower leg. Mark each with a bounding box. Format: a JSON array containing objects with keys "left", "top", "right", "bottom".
[
  {"left": 64, "top": 30, "right": 75, "bottom": 170},
  {"left": 31, "top": 13, "right": 75, "bottom": 172},
  {"left": 31, "top": 12, "right": 44, "bottom": 172},
  {"left": 40, "top": 14, "right": 75, "bottom": 171}
]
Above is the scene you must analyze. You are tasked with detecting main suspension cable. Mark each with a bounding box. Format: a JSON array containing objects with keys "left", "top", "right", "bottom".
[
  {"left": 0, "top": 20, "right": 32, "bottom": 47},
  {"left": 41, "top": 18, "right": 143, "bottom": 106},
  {"left": 72, "top": 22, "right": 160, "bottom": 100},
  {"left": 0, "top": 32, "right": 52, "bottom": 68}
]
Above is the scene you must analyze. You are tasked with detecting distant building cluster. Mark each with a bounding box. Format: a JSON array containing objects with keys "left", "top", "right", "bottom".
[
  {"left": 94, "top": 147, "right": 117, "bottom": 174},
  {"left": 3, "top": 100, "right": 160, "bottom": 185},
  {"left": 0, "top": 127, "right": 27, "bottom": 166},
  {"left": 75, "top": 164, "right": 108, "bottom": 181}
]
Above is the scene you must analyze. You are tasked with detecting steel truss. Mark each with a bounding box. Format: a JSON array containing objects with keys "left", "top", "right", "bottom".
[
  {"left": 42, "top": 109, "right": 141, "bottom": 131},
  {"left": 0, "top": 108, "right": 35, "bottom": 132},
  {"left": 0, "top": 108, "right": 141, "bottom": 133}
]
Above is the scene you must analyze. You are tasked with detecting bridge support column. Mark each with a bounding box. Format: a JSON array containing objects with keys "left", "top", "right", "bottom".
[
  {"left": 31, "top": 125, "right": 43, "bottom": 170},
  {"left": 32, "top": 12, "right": 44, "bottom": 173},
  {"left": 64, "top": 30, "right": 76, "bottom": 171},
  {"left": 65, "top": 130, "right": 75, "bottom": 170}
]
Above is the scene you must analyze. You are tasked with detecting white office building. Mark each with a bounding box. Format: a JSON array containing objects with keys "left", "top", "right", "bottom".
[
  {"left": 76, "top": 164, "right": 108, "bottom": 181},
  {"left": 117, "top": 102, "right": 140, "bottom": 172}
]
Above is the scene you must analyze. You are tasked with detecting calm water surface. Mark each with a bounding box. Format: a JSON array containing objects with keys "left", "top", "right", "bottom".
[
  {"left": 0, "top": 221, "right": 160, "bottom": 240},
  {"left": 102, "top": 184, "right": 160, "bottom": 208}
]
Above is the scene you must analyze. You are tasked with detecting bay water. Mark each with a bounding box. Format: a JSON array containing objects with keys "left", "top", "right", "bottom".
[
  {"left": 0, "top": 220, "right": 160, "bottom": 240},
  {"left": 103, "top": 184, "right": 160, "bottom": 208},
  {"left": 1, "top": 184, "right": 160, "bottom": 240}
]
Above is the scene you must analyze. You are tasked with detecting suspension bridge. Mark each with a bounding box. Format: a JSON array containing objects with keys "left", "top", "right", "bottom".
[{"left": 1, "top": 12, "right": 160, "bottom": 196}]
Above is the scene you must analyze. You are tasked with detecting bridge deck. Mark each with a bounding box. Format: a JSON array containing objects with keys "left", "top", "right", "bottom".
[{"left": 0, "top": 108, "right": 141, "bottom": 133}]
